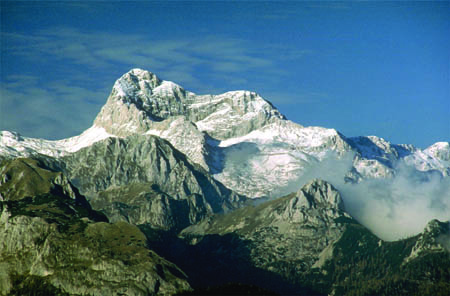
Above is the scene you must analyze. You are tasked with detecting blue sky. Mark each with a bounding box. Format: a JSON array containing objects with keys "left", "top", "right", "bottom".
[{"left": 1, "top": 1, "right": 449, "bottom": 148}]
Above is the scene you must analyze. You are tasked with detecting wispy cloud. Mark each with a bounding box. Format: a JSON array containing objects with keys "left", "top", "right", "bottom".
[
  {"left": 1, "top": 26, "right": 315, "bottom": 138},
  {"left": 0, "top": 76, "right": 108, "bottom": 139},
  {"left": 3, "top": 27, "right": 311, "bottom": 92},
  {"left": 286, "top": 152, "right": 450, "bottom": 241}
]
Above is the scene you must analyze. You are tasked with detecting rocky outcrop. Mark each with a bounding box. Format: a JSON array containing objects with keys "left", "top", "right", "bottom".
[
  {"left": 146, "top": 116, "right": 211, "bottom": 171},
  {"left": 0, "top": 213, "right": 191, "bottom": 296},
  {"left": 182, "top": 179, "right": 352, "bottom": 279},
  {"left": 92, "top": 183, "right": 212, "bottom": 231},
  {"left": 407, "top": 219, "right": 450, "bottom": 260},
  {"left": 0, "top": 158, "right": 191, "bottom": 295},
  {"left": 56, "top": 134, "right": 244, "bottom": 230},
  {"left": 93, "top": 68, "right": 285, "bottom": 141}
]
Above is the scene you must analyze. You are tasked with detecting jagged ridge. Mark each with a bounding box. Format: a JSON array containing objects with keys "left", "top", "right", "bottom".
[
  {"left": 53, "top": 134, "right": 245, "bottom": 231},
  {"left": 1, "top": 68, "right": 448, "bottom": 199}
]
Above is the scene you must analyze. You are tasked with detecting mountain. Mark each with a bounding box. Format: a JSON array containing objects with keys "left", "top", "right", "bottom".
[
  {"left": 53, "top": 134, "right": 244, "bottom": 231},
  {"left": 181, "top": 179, "right": 350, "bottom": 281},
  {"left": 1, "top": 68, "right": 449, "bottom": 295},
  {"left": 144, "top": 180, "right": 450, "bottom": 295},
  {"left": 0, "top": 158, "right": 191, "bottom": 296},
  {"left": 1, "top": 69, "right": 449, "bottom": 199}
]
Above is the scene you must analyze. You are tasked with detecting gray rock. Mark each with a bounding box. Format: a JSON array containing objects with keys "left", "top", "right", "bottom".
[
  {"left": 93, "top": 69, "right": 285, "bottom": 141},
  {"left": 407, "top": 219, "right": 450, "bottom": 260},
  {"left": 0, "top": 158, "right": 191, "bottom": 295},
  {"left": 58, "top": 134, "right": 244, "bottom": 230},
  {"left": 182, "top": 179, "right": 352, "bottom": 279},
  {"left": 0, "top": 213, "right": 191, "bottom": 296}
]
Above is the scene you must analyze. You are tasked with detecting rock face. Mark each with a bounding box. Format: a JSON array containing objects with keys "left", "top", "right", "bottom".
[
  {"left": 56, "top": 134, "right": 244, "bottom": 231},
  {"left": 0, "top": 158, "right": 191, "bottom": 296},
  {"left": 93, "top": 183, "right": 212, "bottom": 231},
  {"left": 0, "top": 216, "right": 190, "bottom": 296},
  {"left": 408, "top": 219, "right": 450, "bottom": 260},
  {"left": 182, "top": 179, "right": 351, "bottom": 279},
  {"left": 94, "top": 68, "right": 285, "bottom": 140},
  {"left": 0, "top": 158, "right": 90, "bottom": 209},
  {"left": 146, "top": 116, "right": 212, "bottom": 171}
]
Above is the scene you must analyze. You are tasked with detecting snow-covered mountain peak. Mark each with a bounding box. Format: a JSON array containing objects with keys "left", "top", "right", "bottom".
[
  {"left": 112, "top": 68, "right": 166, "bottom": 101},
  {"left": 95, "top": 68, "right": 285, "bottom": 140},
  {"left": 2, "top": 68, "right": 449, "bottom": 199},
  {"left": 152, "top": 80, "right": 187, "bottom": 97},
  {"left": 118, "top": 68, "right": 162, "bottom": 90},
  {"left": 1, "top": 131, "right": 23, "bottom": 143},
  {"left": 425, "top": 142, "right": 450, "bottom": 161},
  {"left": 193, "top": 91, "right": 285, "bottom": 140}
]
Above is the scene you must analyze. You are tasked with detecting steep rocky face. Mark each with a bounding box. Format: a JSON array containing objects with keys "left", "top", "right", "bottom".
[
  {"left": 56, "top": 134, "right": 244, "bottom": 231},
  {"left": 145, "top": 116, "right": 211, "bottom": 171},
  {"left": 0, "top": 158, "right": 191, "bottom": 296},
  {"left": 182, "top": 179, "right": 351, "bottom": 280},
  {"left": 61, "top": 135, "right": 241, "bottom": 206},
  {"left": 0, "top": 214, "right": 191, "bottom": 296},
  {"left": 93, "top": 68, "right": 285, "bottom": 140},
  {"left": 91, "top": 183, "right": 212, "bottom": 231},
  {"left": 407, "top": 219, "right": 450, "bottom": 260}
]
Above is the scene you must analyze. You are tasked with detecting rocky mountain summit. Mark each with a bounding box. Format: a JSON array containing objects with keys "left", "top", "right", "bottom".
[
  {"left": 182, "top": 179, "right": 351, "bottom": 277},
  {"left": 1, "top": 68, "right": 449, "bottom": 295},
  {"left": 94, "top": 68, "right": 285, "bottom": 140},
  {"left": 1, "top": 68, "right": 449, "bottom": 199}
]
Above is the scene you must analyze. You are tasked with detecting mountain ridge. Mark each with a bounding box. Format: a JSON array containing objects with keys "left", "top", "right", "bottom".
[
  {"left": 0, "top": 157, "right": 191, "bottom": 295},
  {"left": 1, "top": 68, "right": 449, "bottom": 295},
  {"left": 1, "top": 68, "right": 449, "bottom": 200}
]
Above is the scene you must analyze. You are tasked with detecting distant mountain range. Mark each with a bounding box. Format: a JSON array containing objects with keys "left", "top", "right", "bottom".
[{"left": 1, "top": 69, "right": 449, "bottom": 295}]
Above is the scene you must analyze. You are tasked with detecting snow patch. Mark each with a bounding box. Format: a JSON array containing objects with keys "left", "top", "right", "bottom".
[{"left": 0, "top": 126, "right": 113, "bottom": 158}]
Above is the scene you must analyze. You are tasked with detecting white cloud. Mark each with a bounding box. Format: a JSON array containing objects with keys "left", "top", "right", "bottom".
[{"left": 286, "top": 152, "right": 450, "bottom": 241}]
